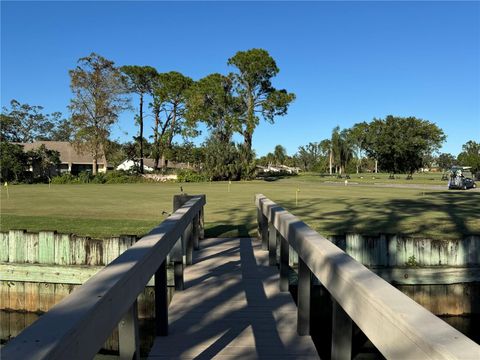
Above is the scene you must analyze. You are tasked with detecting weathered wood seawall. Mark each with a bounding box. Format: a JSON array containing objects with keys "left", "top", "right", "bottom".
[
  {"left": 284, "top": 233, "right": 480, "bottom": 315},
  {"left": 0, "top": 231, "right": 157, "bottom": 352}
]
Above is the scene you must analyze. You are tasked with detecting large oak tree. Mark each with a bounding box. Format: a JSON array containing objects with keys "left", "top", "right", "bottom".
[{"left": 363, "top": 115, "right": 446, "bottom": 176}]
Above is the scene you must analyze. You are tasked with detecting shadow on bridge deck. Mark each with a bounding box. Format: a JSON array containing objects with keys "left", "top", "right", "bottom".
[{"left": 148, "top": 237, "right": 318, "bottom": 359}]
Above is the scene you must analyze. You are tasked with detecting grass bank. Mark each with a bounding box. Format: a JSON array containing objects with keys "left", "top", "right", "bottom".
[{"left": 1, "top": 177, "right": 478, "bottom": 240}]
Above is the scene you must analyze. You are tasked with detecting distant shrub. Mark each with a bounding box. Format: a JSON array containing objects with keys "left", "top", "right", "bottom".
[
  {"left": 177, "top": 169, "right": 209, "bottom": 183},
  {"left": 104, "top": 171, "right": 142, "bottom": 184},
  {"left": 51, "top": 173, "right": 79, "bottom": 184},
  {"left": 51, "top": 171, "right": 144, "bottom": 184},
  {"left": 78, "top": 171, "right": 93, "bottom": 183}
]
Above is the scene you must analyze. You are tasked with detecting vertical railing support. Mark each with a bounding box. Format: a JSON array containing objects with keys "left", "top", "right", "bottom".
[
  {"left": 256, "top": 197, "right": 262, "bottom": 239},
  {"left": 280, "top": 236, "right": 289, "bottom": 292},
  {"left": 297, "top": 257, "right": 311, "bottom": 336},
  {"left": 185, "top": 224, "right": 193, "bottom": 265},
  {"left": 199, "top": 206, "right": 205, "bottom": 240},
  {"left": 170, "top": 237, "right": 184, "bottom": 290},
  {"left": 331, "top": 299, "right": 353, "bottom": 360},
  {"left": 118, "top": 300, "right": 140, "bottom": 360},
  {"left": 155, "top": 259, "right": 168, "bottom": 336},
  {"left": 261, "top": 213, "right": 268, "bottom": 250},
  {"left": 193, "top": 214, "right": 200, "bottom": 250},
  {"left": 268, "top": 222, "right": 277, "bottom": 266}
]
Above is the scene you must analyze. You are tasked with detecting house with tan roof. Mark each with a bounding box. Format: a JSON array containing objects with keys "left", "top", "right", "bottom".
[{"left": 18, "top": 141, "right": 108, "bottom": 175}]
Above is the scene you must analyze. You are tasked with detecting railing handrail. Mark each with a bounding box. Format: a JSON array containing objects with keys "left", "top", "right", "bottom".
[
  {"left": 256, "top": 193, "right": 480, "bottom": 360},
  {"left": 2, "top": 195, "right": 206, "bottom": 360}
]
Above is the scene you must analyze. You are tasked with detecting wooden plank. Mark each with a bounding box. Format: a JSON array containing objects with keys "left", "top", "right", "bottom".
[
  {"left": 119, "top": 235, "right": 136, "bottom": 255},
  {"left": 25, "top": 232, "right": 39, "bottom": 263},
  {"left": 71, "top": 235, "right": 86, "bottom": 265},
  {"left": 371, "top": 266, "right": 480, "bottom": 285},
  {"left": 0, "top": 281, "right": 9, "bottom": 309},
  {"left": 24, "top": 282, "right": 40, "bottom": 312},
  {"left": 0, "top": 232, "right": 9, "bottom": 262},
  {"left": 0, "top": 263, "right": 158, "bottom": 287},
  {"left": 9, "top": 230, "right": 26, "bottom": 263},
  {"left": 8, "top": 282, "right": 25, "bottom": 311},
  {"left": 86, "top": 238, "right": 103, "bottom": 265},
  {"left": 54, "top": 233, "right": 72, "bottom": 265},
  {"left": 38, "top": 231, "right": 56, "bottom": 264},
  {"left": 103, "top": 237, "right": 120, "bottom": 265},
  {"left": 38, "top": 282, "right": 55, "bottom": 312},
  {"left": 0, "top": 263, "right": 103, "bottom": 285},
  {"left": 54, "top": 283, "right": 72, "bottom": 305}
]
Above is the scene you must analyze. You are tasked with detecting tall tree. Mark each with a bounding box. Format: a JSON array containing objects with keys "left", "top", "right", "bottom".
[
  {"left": 151, "top": 71, "right": 193, "bottom": 169},
  {"left": 69, "top": 53, "right": 130, "bottom": 175},
  {"left": 457, "top": 141, "right": 480, "bottom": 174},
  {"left": 348, "top": 122, "right": 369, "bottom": 173},
  {"left": 296, "top": 142, "right": 323, "bottom": 171},
  {"left": 273, "top": 145, "right": 287, "bottom": 165},
  {"left": 227, "top": 49, "right": 295, "bottom": 167},
  {"left": 186, "top": 73, "right": 241, "bottom": 143},
  {"left": 437, "top": 153, "right": 456, "bottom": 172},
  {"left": 121, "top": 65, "right": 158, "bottom": 173},
  {"left": 26, "top": 145, "right": 61, "bottom": 180},
  {"left": 0, "top": 100, "right": 66, "bottom": 142},
  {"left": 0, "top": 142, "right": 27, "bottom": 182},
  {"left": 363, "top": 115, "right": 446, "bottom": 176}
]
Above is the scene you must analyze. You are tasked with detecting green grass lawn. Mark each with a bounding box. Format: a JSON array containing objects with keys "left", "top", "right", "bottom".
[{"left": 1, "top": 175, "right": 478, "bottom": 240}]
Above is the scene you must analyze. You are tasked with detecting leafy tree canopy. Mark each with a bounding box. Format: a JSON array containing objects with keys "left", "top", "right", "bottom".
[
  {"left": 363, "top": 115, "right": 446, "bottom": 174},
  {"left": 227, "top": 48, "right": 295, "bottom": 157},
  {"left": 0, "top": 100, "right": 70, "bottom": 142},
  {"left": 186, "top": 73, "right": 242, "bottom": 143},
  {"left": 457, "top": 140, "right": 480, "bottom": 174}
]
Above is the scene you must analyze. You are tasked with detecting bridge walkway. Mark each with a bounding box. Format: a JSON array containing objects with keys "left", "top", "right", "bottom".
[{"left": 148, "top": 237, "right": 319, "bottom": 359}]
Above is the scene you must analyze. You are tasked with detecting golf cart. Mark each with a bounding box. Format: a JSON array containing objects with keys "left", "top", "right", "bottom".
[{"left": 448, "top": 166, "right": 477, "bottom": 190}]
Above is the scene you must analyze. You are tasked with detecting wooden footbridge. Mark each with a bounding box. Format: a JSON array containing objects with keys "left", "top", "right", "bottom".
[{"left": 2, "top": 195, "right": 480, "bottom": 359}]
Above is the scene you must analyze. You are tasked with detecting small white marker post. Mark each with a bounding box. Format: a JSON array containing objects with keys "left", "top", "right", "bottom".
[
  {"left": 4, "top": 182, "right": 9, "bottom": 200},
  {"left": 295, "top": 187, "right": 300, "bottom": 206},
  {"left": 228, "top": 180, "right": 231, "bottom": 193}
]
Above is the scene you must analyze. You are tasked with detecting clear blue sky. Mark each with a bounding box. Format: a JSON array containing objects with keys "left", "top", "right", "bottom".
[{"left": 2, "top": 1, "right": 479, "bottom": 157}]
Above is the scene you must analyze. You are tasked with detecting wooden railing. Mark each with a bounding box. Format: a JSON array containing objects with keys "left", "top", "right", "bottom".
[
  {"left": 2, "top": 194, "right": 206, "bottom": 360},
  {"left": 255, "top": 194, "right": 480, "bottom": 360}
]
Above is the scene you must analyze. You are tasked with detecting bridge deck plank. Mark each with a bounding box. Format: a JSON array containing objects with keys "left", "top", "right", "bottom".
[{"left": 148, "top": 237, "right": 319, "bottom": 359}]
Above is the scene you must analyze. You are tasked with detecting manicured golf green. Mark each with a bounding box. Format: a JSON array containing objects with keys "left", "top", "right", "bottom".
[{"left": 1, "top": 176, "right": 478, "bottom": 240}]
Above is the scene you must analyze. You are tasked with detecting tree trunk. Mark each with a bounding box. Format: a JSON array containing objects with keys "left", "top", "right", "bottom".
[
  {"left": 153, "top": 107, "right": 160, "bottom": 170},
  {"left": 329, "top": 150, "right": 333, "bottom": 175},
  {"left": 92, "top": 158, "right": 97, "bottom": 175},
  {"left": 139, "top": 94, "right": 144, "bottom": 174},
  {"left": 375, "top": 159, "right": 378, "bottom": 173}
]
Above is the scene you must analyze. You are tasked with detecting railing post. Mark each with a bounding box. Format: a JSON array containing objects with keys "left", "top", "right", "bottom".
[
  {"left": 268, "top": 223, "right": 277, "bottom": 266},
  {"left": 331, "top": 299, "right": 353, "bottom": 360},
  {"left": 170, "top": 237, "right": 184, "bottom": 290},
  {"left": 193, "top": 214, "right": 200, "bottom": 250},
  {"left": 155, "top": 259, "right": 168, "bottom": 336},
  {"left": 280, "top": 236, "right": 289, "bottom": 292},
  {"left": 297, "top": 257, "right": 311, "bottom": 336},
  {"left": 184, "top": 224, "right": 193, "bottom": 265},
  {"left": 261, "top": 213, "right": 268, "bottom": 250},
  {"left": 118, "top": 300, "right": 140, "bottom": 360},
  {"left": 199, "top": 206, "right": 205, "bottom": 240}
]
